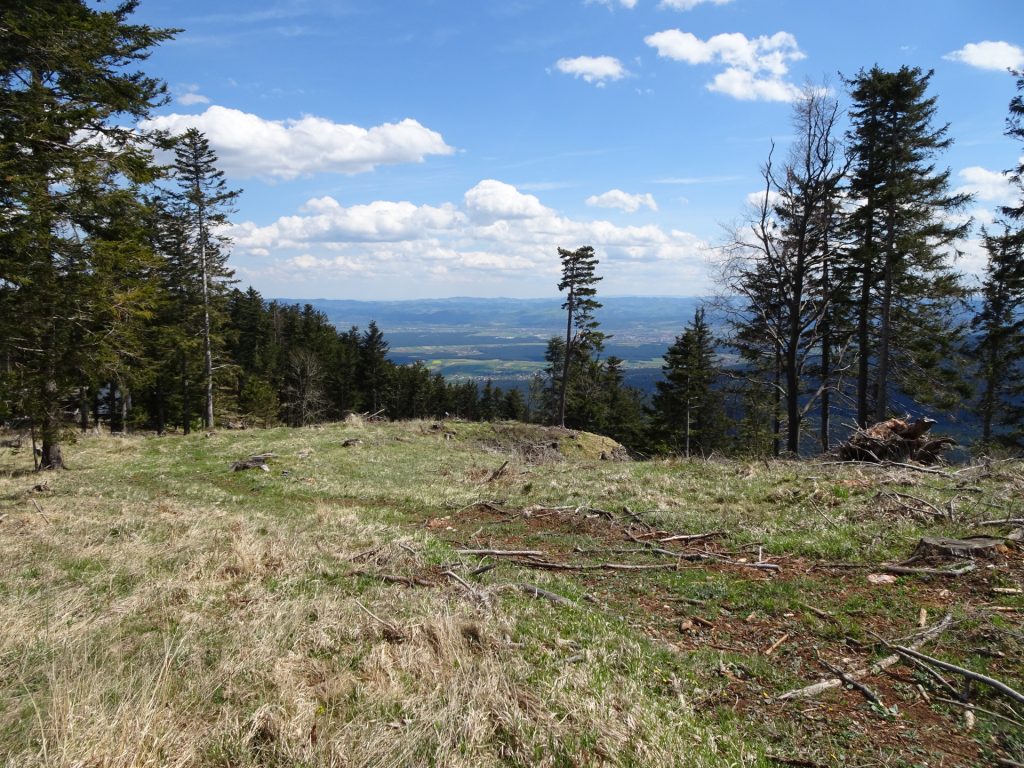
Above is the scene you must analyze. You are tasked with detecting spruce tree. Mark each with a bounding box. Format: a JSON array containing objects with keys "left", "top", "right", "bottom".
[
  {"left": 651, "top": 308, "right": 727, "bottom": 456},
  {"left": 164, "top": 128, "right": 240, "bottom": 429},
  {"left": 844, "top": 66, "right": 971, "bottom": 425},
  {"left": 0, "top": 1, "right": 174, "bottom": 467},
  {"left": 971, "top": 228, "right": 1024, "bottom": 446}
]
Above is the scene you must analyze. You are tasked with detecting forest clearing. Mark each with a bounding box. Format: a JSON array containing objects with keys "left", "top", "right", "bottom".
[{"left": 1, "top": 421, "right": 1021, "bottom": 767}]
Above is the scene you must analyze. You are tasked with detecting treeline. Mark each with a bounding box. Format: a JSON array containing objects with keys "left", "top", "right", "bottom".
[
  {"left": 540, "top": 68, "right": 1024, "bottom": 458},
  {"left": 3, "top": 3, "right": 1023, "bottom": 466}
]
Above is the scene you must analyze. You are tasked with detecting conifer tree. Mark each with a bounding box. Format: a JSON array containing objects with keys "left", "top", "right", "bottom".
[
  {"left": 844, "top": 66, "right": 970, "bottom": 425},
  {"left": 556, "top": 246, "right": 603, "bottom": 427},
  {"left": 651, "top": 308, "right": 727, "bottom": 456},
  {"left": 971, "top": 72, "right": 1024, "bottom": 447},
  {"left": 971, "top": 228, "right": 1024, "bottom": 446},
  {"left": 164, "top": 128, "right": 240, "bottom": 429},
  {"left": 0, "top": 0, "right": 174, "bottom": 467}
]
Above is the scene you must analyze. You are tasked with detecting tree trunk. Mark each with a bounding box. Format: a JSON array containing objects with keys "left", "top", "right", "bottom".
[
  {"left": 39, "top": 379, "right": 63, "bottom": 470},
  {"left": 79, "top": 386, "right": 89, "bottom": 433},
  {"left": 558, "top": 285, "right": 574, "bottom": 428},
  {"left": 874, "top": 248, "right": 894, "bottom": 423},
  {"left": 856, "top": 262, "right": 872, "bottom": 427},
  {"left": 181, "top": 352, "right": 191, "bottom": 436}
]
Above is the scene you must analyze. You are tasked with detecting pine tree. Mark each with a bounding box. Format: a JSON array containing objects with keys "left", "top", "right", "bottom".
[
  {"left": 844, "top": 66, "right": 971, "bottom": 425},
  {"left": 0, "top": 1, "right": 174, "bottom": 467},
  {"left": 164, "top": 128, "right": 240, "bottom": 429},
  {"left": 556, "top": 246, "right": 603, "bottom": 427}
]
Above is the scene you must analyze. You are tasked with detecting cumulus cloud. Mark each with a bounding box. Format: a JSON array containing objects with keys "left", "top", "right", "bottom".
[
  {"left": 586, "top": 189, "right": 658, "bottom": 212},
  {"left": 644, "top": 29, "right": 804, "bottom": 101},
  {"left": 228, "top": 180, "right": 708, "bottom": 290},
  {"left": 945, "top": 41, "right": 1024, "bottom": 71},
  {"left": 659, "top": 0, "right": 733, "bottom": 9},
  {"left": 555, "top": 55, "right": 628, "bottom": 86},
  {"left": 956, "top": 166, "right": 1016, "bottom": 203},
  {"left": 140, "top": 105, "right": 454, "bottom": 180},
  {"left": 464, "top": 180, "right": 552, "bottom": 219},
  {"left": 586, "top": 0, "right": 638, "bottom": 8}
]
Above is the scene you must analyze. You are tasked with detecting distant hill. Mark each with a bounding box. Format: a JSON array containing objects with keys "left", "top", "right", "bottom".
[
  {"left": 278, "top": 296, "right": 708, "bottom": 340},
  {"left": 275, "top": 296, "right": 710, "bottom": 389}
]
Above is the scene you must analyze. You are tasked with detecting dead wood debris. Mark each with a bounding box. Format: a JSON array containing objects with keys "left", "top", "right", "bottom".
[
  {"left": 836, "top": 416, "right": 955, "bottom": 465},
  {"left": 893, "top": 646, "right": 1024, "bottom": 707},
  {"left": 231, "top": 453, "right": 275, "bottom": 471},
  {"left": 775, "top": 613, "right": 954, "bottom": 701}
]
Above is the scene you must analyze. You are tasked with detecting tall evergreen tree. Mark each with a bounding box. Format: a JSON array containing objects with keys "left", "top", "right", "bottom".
[
  {"left": 651, "top": 308, "right": 727, "bottom": 456},
  {"left": 971, "top": 228, "right": 1024, "bottom": 446},
  {"left": 556, "top": 246, "right": 603, "bottom": 427},
  {"left": 164, "top": 128, "right": 240, "bottom": 429},
  {"left": 971, "top": 72, "right": 1024, "bottom": 447},
  {"left": 0, "top": 1, "right": 174, "bottom": 467},
  {"left": 844, "top": 66, "right": 971, "bottom": 425}
]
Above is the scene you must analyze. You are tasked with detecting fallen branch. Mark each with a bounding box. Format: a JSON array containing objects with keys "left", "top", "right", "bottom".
[
  {"left": 509, "top": 559, "right": 680, "bottom": 572},
  {"left": 818, "top": 656, "right": 884, "bottom": 707},
  {"left": 934, "top": 697, "right": 1024, "bottom": 730},
  {"left": 893, "top": 646, "right": 1024, "bottom": 707},
  {"left": 883, "top": 563, "right": 977, "bottom": 577},
  {"left": 457, "top": 548, "right": 544, "bottom": 557},
  {"left": 658, "top": 531, "right": 725, "bottom": 544},
  {"left": 980, "top": 518, "right": 1024, "bottom": 527},
  {"left": 485, "top": 460, "right": 510, "bottom": 483},
  {"left": 348, "top": 570, "right": 436, "bottom": 587},
  {"left": 775, "top": 613, "right": 954, "bottom": 702}
]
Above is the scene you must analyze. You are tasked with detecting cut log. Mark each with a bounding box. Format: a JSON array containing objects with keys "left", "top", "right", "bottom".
[{"left": 910, "top": 536, "right": 1006, "bottom": 561}]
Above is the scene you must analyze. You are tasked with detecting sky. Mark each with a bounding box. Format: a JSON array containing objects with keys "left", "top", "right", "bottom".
[{"left": 130, "top": 0, "right": 1024, "bottom": 300}]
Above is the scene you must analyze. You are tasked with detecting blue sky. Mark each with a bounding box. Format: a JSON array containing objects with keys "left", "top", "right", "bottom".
[{"left": 132, "top": 0, "right": 1024, "bottom": 300}]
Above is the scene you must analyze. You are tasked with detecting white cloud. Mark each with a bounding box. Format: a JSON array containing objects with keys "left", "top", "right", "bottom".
[
  {"left": 228, "top": 180, "right": 709, "bottom": 289},
  {"left": 177, "top": 92, "right": 210, "bottom": 106},
  {"left": 956, "top": 166, "right": 1016, "bottom": 203},
  {"left": 555, "top": 55, "right": 628, "bottom": 86},
  {"left": 140, "top": 105, "right": 454, "bottom": 180},
  {"left": 746, "top": 189, "right": 782, "bottom": 209},
  {"left": 659, "top": 0, "right": 733, "bottom": 9},
  {"left": 464, "top": 179, "right": 552, "bottom": 219},
  {"left": 644, "top": 29, "right": 805, "bottom": 102},
  {"left": 586, "top": 0, "right": 638, "bottom": 8},
  {"left": 586, "top": 189, "right": 658, "bottom": 212},
  {"left": 945, "top": 41, "right": 1024, "bottom": 72}
]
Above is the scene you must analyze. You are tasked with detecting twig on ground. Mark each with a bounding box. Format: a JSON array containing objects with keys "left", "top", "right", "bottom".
[
  {"left": 934, "top": 697, "right": 1024, "bottom": 730},
  {"left": 883, "top": 563, "right": 976, "bottom": 577},
  {"left": 893, "top": 646, "right": 1024, "bottom": 707},
  {"left": 657, "top": 531, "right": 725, "bottom": 544},
  {"left": 347, "top": 570, "right": 436, "bottom": 587},
  {"left": 765, "top": 633, "right": 789, "bottom": 655},
  {"left": 817, "top": 656, "right": 885, "bottom": 707},
  {"left": 775, "top": 613, "right": 954, "bottom": 701},
  {"left": 457, "top": 548, "right": 544, "bottom": 557},
  {"left": 30, "top": 498, "right": 50, "bottom": 524}
]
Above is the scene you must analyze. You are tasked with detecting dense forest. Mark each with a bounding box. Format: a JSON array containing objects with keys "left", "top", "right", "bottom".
[{"left": 1, "top": 2, "right": 1023, "bottom": 466}]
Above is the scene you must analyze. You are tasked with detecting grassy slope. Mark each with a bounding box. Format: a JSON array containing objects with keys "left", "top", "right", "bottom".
[{"left": 0, "top": 420, "right": 1021, "bottom": 767}]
